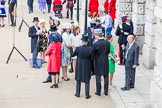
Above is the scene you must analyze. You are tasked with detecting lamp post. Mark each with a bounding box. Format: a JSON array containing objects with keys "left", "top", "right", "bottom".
[
  {"left": 84, "top": 0, "right": 88, "bottom": 33},
  {"left": 76, "top": 0, "right": 79, "bottom": 23}
]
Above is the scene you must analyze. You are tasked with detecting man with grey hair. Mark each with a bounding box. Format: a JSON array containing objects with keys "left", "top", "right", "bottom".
[
  {"left": 121, "top": 35, "right": 139, "bottom": 91},
  {"left": 93, "top": 29, "right": 110, "bottom": 96}
]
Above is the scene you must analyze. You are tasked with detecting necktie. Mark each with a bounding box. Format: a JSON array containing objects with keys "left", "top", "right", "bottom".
[{"left": 125, "top": 44, "right": 130, "bottom": 59}]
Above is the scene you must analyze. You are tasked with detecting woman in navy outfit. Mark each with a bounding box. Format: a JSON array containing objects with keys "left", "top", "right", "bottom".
[{"left": 0, "top": 0, "right": 6, "bottom": 27}]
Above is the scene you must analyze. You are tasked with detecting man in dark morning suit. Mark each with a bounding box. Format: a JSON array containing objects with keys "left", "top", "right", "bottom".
[
  {"left": 9, "top": 0, "right": 17, "bottom": 26},
  {"left": 72, "top": 34, "right": 94, "bottom": 99},
  {"left": 63, "top": 0, "right": 76, "bottom": 20},
  {"left": 115, "top": 16, "right": 133, "bottom": 65},
  {"left": 93, "top": 29, "right": 110, "bottom": 96},
  {"left": 121, "top": 35, "right": 139, "bottom": 91},
  {"left": 28, "top": 17, "right": 41, "bottom": 68},
  {"left": 27, "top": 0, "right": 34, "bottom": 13}
]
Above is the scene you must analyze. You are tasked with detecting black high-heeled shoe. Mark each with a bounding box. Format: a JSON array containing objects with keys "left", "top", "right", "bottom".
[
  {"left": 50, "top": 84, "right": 55, "bottom": 88},
  {"left": 1, "top": 24, "right": 5, "bottom": 27},
  {"left": 62, "top": 76, "right": 70, "bottom": 81},
  {"left": 55, "top": 84, "right": 58, "bottom": 88}
]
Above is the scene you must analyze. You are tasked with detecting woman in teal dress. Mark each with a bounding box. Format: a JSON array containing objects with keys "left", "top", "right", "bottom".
[{"left": 107, "top": 35, "right": 118, "bottom": 89}]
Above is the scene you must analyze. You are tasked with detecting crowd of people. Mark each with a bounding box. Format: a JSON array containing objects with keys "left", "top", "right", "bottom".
[
  {"left": 0, "top": 0, "right": 140, "bottom": 99},
  {"left": 27, "top": 10, "right": 139, "bottom": 99}
]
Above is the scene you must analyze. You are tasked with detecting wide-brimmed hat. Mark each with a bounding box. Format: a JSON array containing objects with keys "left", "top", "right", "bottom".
[
  {"left": 50, "top": 25, "right": 58, "bottom": 31},
  {"left": 54, "top": 16, "right": 59, "bottom": 21},
  {"left": 62, "top": 23, "right": 71, "bottom": 29},
  {"left": 71, "top": 21, "right": 74, "bottom": 24},
  {"left": 74, "top": 21, "right": 79, "bottom": 26},
  {"left": 39, "top": 19, "right": 46, "bottom": 24},
  {"left": 81, "top": 34, "right": 89, "bottom": 42},
  {"left": 33, "top": 17, "right": 39, "bottom": 22},
  {"left": 93, "top": 29, "right": 102, "bottom": 35}
]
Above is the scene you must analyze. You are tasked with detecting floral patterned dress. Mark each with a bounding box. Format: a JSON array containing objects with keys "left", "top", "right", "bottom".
[
  {"left": 39, "top": 29, "right": 48, "bottom": 52},
  {"left": 61, "top": 32, "right": 72, "bottom": 66}
]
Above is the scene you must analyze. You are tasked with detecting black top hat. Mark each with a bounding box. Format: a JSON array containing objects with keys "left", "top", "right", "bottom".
[
  {"left": 81, "top": 34, "right": 89, "bottom": 42},
  {"left": 33, "top": 17, "right": 39, "bottom": 22},
  {"left": 50, "top": 25, "right": 58, "bottom": 31}
]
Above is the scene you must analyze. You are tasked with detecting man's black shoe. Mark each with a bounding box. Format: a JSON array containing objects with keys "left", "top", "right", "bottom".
[
  {"left": 121, "top": 87, "right": 130, "bottom": 91},
  {"left": 95, "top": 92, "right": 101, "bottom": 96},
  {"left": 75, "top": 94, "right": 80, "bottom": 97},
  {"left": 104, "top": 92, "right": 108, "bottom": 96},
  {"left": 85, "top": 95, "right": 91, "bottom": 99},
  {"left": 130, "top": 85, "right": 134, "bottom": 88},
  {"left": 42, "top": 80, "right": 52, "bottom": 83}
]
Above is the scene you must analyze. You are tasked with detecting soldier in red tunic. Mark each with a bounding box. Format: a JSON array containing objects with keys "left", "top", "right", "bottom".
[
  {"left": 104, "top": 0, "right": 116, "bottom": 21},
  {"left": 88, "top": 0, "right": 99, "bottom": 17}
]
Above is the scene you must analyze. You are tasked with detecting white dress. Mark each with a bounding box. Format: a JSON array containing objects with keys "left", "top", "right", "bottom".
[{"left": 70, "top": 33, "right": 82, "bottom": 59}]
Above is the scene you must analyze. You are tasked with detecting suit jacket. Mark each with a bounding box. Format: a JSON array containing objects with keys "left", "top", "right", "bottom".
[
  {"left": 93, "top": 39, "right": 110, "bottom": 76},
  {"left": 115, "top": 22, "right": 133, "bottom": 44},
  {"left": 28, "top": 26, "right": 40, "bottom": 53},
  {"left": 72, "top": 45, "right": 94, "bottom": 83},
  {"left": 125, "top": 42, "right": 139, "bottom": 68},
  {"left": 9, "top": 0, "right": 17, "bottom": 13}
]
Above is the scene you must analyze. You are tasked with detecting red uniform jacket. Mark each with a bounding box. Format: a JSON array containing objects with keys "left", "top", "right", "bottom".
[
  {"left": 45, "top": 42, "right": 61, "bottom": 72},
  {"left": 53, "top": 0, "right": 62, "bottom": 11},
  {"left": 104, "top": 0, "right": 116, "bottom": 21},
  {"left": 89, "top": 0, "right": 99, "bottom": 16}
]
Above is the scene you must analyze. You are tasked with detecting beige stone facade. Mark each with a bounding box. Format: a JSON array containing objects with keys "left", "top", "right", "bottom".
[
  {"left": 116, "top": 0, "right": 162, "bottom": 107},
  {"left": 84, "top": 0, "right": 162, "bottom": 107}
]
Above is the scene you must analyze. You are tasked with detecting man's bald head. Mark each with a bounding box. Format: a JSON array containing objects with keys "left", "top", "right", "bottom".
[{"left": 127, "top": 35, "right": 135, "bottom": 44}]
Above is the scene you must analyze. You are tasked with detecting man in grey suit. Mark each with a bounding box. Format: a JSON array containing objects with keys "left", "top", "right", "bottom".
[{"left": 121, "top": 35, "right": 139, "bottom": 91}]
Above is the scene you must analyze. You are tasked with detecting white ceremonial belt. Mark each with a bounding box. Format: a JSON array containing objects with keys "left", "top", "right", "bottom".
[
  {"left": 0, "top": 5, "right": 4, "bottom": 8},
  {"left": 124, "top": 32, "right": 129, "bottom": 35}
]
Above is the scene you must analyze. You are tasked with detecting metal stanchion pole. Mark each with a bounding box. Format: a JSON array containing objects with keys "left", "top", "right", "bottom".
[{"left": 84, "top": 0, "right": 88, "bottom": 33}]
